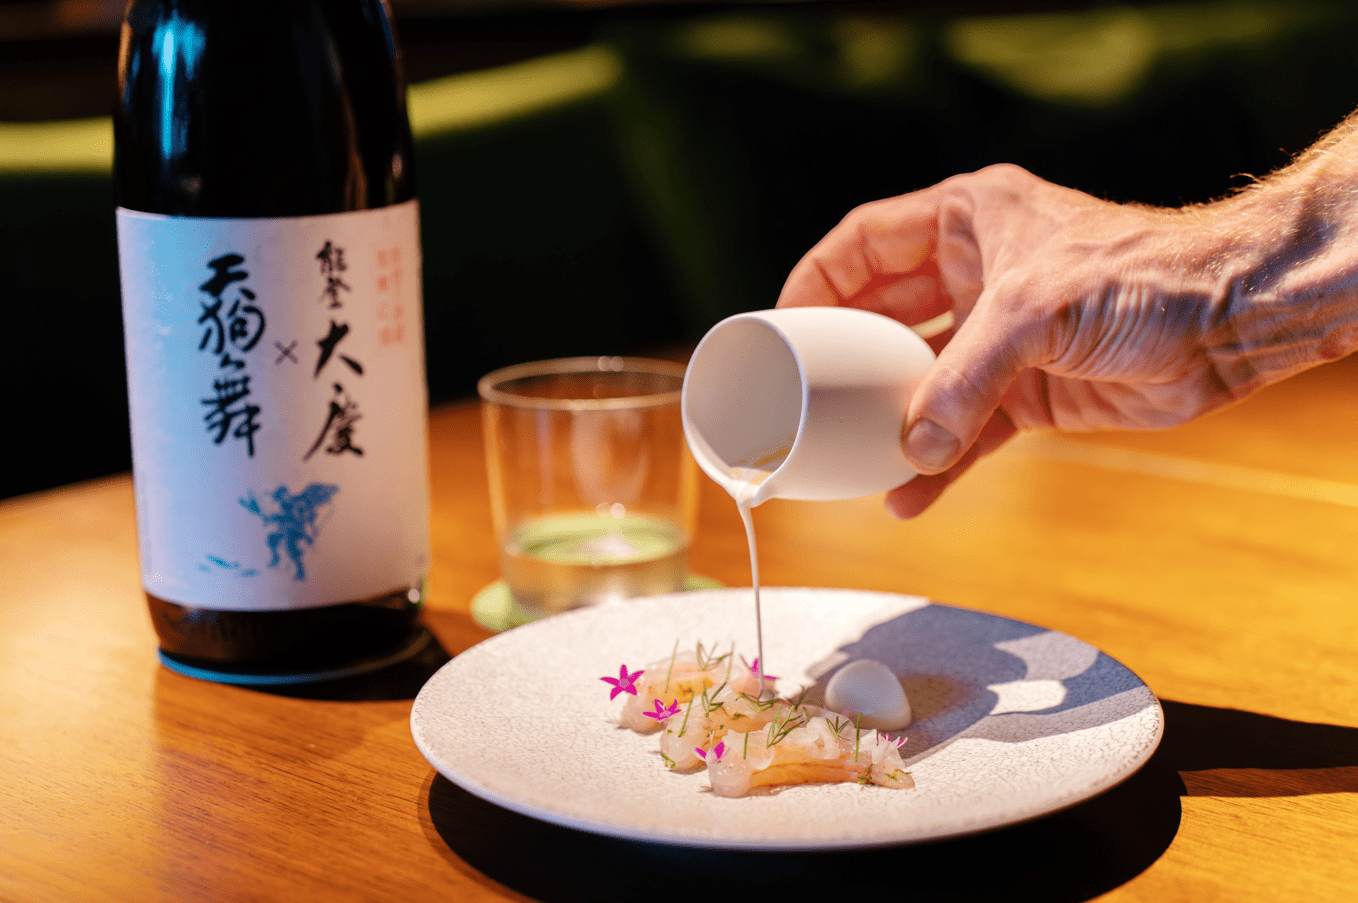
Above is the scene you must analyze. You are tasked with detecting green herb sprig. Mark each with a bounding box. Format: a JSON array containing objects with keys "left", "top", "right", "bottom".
[
  {"left": 737, "top": 692, "right": 779, "bottom": 712},
  {"left": 765, "top": 706, "right": 809, "bottom": 748},
  {"left": 662, "top": 638, "right": 679, "bottom": 693},
  {"left": 676, "top": 693, "right": 697, "bottom": 738},
  {"left": 694, "top": 641, "right": 730, "bottom": 671},
  {"left": 700, "top": 680, "right": 728, "bottom": 716}
]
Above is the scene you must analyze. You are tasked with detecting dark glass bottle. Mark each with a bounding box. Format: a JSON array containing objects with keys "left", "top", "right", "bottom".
[{"left": 115, "top": 0, "right": 429, "bottom": 682}]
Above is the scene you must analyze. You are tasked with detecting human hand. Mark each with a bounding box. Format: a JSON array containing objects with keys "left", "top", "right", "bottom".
[{"left": 776, "top": 163, "right": 1358, "bottom": 517}]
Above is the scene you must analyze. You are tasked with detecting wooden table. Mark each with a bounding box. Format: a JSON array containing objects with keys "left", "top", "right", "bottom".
[{"left": 4, "top": 354, "right": 1357, "bottom": 903}]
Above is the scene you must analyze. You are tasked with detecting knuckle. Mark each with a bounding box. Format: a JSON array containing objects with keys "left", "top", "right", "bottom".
[{"left": 973, "top": 162, "right": 1036, "bottom": 192}]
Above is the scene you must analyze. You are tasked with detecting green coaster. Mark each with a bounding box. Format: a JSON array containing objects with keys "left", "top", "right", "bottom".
[{"left": 471, "top": 575, "right": 724, "bottom": 632}]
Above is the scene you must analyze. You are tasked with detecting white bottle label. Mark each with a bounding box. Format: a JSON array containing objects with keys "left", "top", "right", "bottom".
[{"left": 116, "top": 201, "right": 430, "bottom": 612}]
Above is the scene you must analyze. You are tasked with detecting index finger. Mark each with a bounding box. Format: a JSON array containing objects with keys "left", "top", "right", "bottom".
[{"left": 776, "top": 190, "right": 942, "bottom": 310}]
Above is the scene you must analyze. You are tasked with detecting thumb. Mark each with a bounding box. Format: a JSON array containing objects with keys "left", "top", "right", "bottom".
[{"left": 901, "top": 298, "right": 1033, "bottom": 474}]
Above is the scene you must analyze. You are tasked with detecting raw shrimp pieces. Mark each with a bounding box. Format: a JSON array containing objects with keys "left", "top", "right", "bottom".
[
  {"left": 602, "top": 643, "right": 914, "bottom": 797},
  {"left": 608, "top": 642, "right": 767, "bottom": 733}
]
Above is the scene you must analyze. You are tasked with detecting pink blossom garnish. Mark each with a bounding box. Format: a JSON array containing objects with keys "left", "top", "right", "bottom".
[
  {"left": 600, "top": 664, "right": 645, "bottom": 700},
  {"left": 695, "top": 741, "right": 725, "bottom": 761},
  {"left": 741, "top": 655, "right": 778, "bottom": 682},
  {"left": 643, "top": 697, "right": 681, "bottom": 721}
]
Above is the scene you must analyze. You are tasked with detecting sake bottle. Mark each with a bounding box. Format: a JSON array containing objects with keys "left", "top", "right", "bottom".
[{"left": 114, "top": 0, "right": 430, "bottom": 683}]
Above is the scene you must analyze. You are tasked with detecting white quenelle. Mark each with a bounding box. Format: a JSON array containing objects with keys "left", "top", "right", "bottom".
[
  {"left": 825, "top": 659, "right": 913, "bottom": 731},
  {"left": 681, "top": 307, "right": 936, "bottom": 506}
]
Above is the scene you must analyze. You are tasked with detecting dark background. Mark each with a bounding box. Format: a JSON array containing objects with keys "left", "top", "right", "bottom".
[{"left": 3, "top": 0, "right": 1357, "bottom": 498}]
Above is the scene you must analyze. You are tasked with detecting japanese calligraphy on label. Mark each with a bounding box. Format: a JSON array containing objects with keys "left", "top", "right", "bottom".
[{"left": 116, "top": 201, "right": 430, "bottom": 612}]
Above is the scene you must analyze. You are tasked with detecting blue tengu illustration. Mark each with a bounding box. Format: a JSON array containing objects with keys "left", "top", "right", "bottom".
[{"left": 239, "top": 483, "right": 340, "bottom": 581}]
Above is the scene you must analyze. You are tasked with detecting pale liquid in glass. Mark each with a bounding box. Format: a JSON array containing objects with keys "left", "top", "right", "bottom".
[{"left": 502, "top": 512, "right": 688, "bottom": 614}]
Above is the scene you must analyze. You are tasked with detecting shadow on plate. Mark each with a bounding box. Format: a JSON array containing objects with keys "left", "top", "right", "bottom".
[
  {"left": 800, "top": 603, "right": 1155, "bottom": 763},
  {"left": 422, "top": 700, "right": 1358, "bottom": 900}
]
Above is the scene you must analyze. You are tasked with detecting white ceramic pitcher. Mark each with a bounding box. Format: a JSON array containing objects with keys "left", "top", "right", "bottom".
[{"left": 682, "top": 307, "right": 937, "bottom": 506}]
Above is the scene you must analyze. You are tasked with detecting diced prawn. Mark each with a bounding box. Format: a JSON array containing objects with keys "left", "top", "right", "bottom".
[
  {"left": 708, "top": 715, "right": 913, "bottom": 798},
  {"left": 658, "top": 686, "right": 793, "bottom": 769},
  {"left": 618, "top": 645, "right": 763, "bottom": 733},
  {"left": 606, "top": 642, "right": 914, "bottom": 798}
]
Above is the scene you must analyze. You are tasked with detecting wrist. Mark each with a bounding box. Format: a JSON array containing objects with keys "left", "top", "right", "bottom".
[{"left": 1203, "top": 159, "right": 1358, "bottom": 385}]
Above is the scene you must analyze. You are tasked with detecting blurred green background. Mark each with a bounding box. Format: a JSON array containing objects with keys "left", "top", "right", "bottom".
[{"left": 2, "top": 0, "right": 1357, "bottom": 498}]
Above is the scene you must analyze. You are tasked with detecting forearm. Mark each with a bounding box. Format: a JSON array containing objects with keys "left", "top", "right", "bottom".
[{"left": 1210, "top": 111, "right": 1358, "bottom": 384}]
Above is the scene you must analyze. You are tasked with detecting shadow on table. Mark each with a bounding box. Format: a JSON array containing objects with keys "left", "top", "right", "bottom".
[
  {"left": 257, "top": 630, "right": 454, "bottom": 703},
  {"left": 423, "top": 701, "right": 1358, "bottom": 901},
  {"left": 425, "top": 758, "right": 1180, "bottom": 902},
  {"left": 1162, "top": 700, "right": 1358, "bottom": 798}
]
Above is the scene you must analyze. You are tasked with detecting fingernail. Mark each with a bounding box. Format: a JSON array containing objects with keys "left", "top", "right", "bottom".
[{"left": 904, "top": 418, "right": 959, "bottom": 472}]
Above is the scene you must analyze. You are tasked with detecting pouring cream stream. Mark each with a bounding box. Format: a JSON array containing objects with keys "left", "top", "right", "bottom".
[
  {"left": 722, "top": 459, "right": 783, "bottom": 695},
  {"left": 682, "top": 307, "right": 935, "bottom": 728}
]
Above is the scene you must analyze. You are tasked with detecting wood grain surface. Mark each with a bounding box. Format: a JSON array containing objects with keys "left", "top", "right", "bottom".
[{"left": 2, "top": 354, "right": 1356, "bottom": 902}]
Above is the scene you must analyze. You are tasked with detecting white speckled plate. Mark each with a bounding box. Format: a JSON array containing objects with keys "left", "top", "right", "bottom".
[{"left": 411, "top": 588, "right": 1163, "bottom": 850}]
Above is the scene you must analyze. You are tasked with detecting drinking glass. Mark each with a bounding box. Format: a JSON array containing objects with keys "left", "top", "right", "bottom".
[{"left": 479, "top": 356, "right": 697, "bottom": 616}]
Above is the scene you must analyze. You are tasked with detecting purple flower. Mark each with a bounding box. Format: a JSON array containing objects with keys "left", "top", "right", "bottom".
[
  {"left": 742, "top": 655, "right": 778, "bottom": 682},
  {"left": 600, "top": 664, "right": 645, "bottom": 700},
  {"left": 695, "top": 741, "right": 726, "bottom": 761},
  {"left": 643, "top": 697, "right": 682, "bottom": 721}
]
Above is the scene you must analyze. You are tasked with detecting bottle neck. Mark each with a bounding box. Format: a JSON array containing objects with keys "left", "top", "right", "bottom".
[{"left": 115, "top": 0, "right": 414, "bottom": 217}]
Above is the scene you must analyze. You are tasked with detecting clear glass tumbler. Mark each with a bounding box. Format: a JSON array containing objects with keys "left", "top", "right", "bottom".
[{"left": 478, "top": 356, "right": 698, "bottom": 615}]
